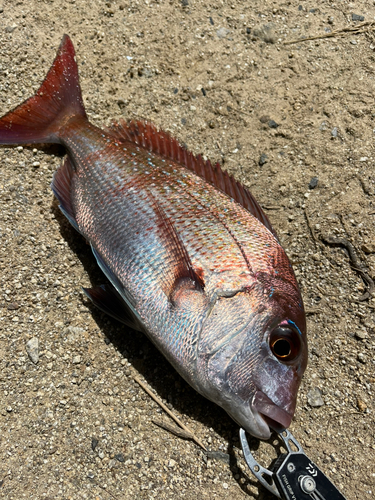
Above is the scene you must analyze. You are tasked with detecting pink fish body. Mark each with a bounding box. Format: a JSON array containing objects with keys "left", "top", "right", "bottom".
[{"left": 0, "top": 36, "right": 307, "bottom": 439}]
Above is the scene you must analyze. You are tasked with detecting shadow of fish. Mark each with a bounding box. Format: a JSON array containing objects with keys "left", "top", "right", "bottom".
[{"left": 0, "top": 35, "right": 307, "bottom": 440}]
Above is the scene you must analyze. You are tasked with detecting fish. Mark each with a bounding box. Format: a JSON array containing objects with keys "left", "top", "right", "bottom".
[{"left": 0, "top": 35, "right": 307, "bottom": 440}]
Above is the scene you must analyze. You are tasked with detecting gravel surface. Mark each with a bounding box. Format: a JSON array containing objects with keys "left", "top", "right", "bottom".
[{"left": 0, "top": 1, "right": 374, "bottom": 499}]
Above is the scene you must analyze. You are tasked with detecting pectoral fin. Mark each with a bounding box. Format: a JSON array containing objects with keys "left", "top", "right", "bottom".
[
  {"left": 83, "top": 284, "right": 142, "bottom": 331},
  {"left": 149, "top": 191, "right": 205, "bottom": 296}
]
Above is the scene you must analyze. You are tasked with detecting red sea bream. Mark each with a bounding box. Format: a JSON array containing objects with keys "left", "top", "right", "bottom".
[{"left": 0, "top": 35, "right": 307, "bottom": 439}]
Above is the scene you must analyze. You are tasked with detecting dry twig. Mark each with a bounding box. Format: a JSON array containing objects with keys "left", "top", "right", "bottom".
[
  {"left": 305, "top": 307, "right": 323, "bottom": 315},
  {"left": 320, "top": 236, "right": 374, "bottom": 301},
  {"left": 152, "top": 418, "right": 195, "bottom": 440},
  {"left": 87, "top": 479, "right": 121, "bottom": 500},
  {"left": 304, "top": 209, "right": 321, "bottom": 248},
  {"left": 134, "top": 376, "right": 207, "bottom": 451},
  {"left": 284, "top": 21, "right": 375, "bottom": 45}
]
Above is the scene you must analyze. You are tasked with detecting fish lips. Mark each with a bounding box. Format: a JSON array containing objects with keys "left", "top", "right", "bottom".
[
  {"left": 249, "top": 337, "right": 307, "bottom": 436},
  {"left": 251, "top": 390, "right": 293, "bottom": 432}
]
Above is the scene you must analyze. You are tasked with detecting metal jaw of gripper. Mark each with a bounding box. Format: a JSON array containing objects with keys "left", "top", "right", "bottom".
[{"left": 239, "top": 428, "right": 347, "bottom": 500}]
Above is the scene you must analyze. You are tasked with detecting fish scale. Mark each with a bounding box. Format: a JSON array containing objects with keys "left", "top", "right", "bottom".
[
  {"left": 67, "top": 120, "right": 265, "bottom": 296},
  {"left": 0, "top": 35, "right": 307, "bottom": 440}
]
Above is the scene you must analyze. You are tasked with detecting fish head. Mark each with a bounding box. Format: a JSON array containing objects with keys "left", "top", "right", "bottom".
[
  {"left": 197, "top": 278, "right": 307, "bottom": 440},
  {"left": 249, "top": 316, "right": 307, "bottom": 438}
]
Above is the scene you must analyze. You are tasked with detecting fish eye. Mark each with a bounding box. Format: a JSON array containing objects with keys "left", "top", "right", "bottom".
[{"left": 269, "top": 325, "right": 301, "bottom": 362}]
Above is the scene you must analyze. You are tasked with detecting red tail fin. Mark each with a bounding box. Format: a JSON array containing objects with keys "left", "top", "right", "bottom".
[{"left": 0, "top": 35, "right": 86, "bottom": 145}]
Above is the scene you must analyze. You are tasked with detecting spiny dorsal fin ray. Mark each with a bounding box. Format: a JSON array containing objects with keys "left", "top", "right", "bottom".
[{"left": 105, "top": 120, "right": 278, "bottom": 239}]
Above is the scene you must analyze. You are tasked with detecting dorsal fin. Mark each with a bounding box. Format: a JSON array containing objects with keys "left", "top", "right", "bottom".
[{"left": 105, "top": 120, "right": 278, "bottom": 239}]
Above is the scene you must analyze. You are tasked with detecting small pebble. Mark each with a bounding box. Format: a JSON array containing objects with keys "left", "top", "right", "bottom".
[
  {"left": 260, "top": 115, "right": 270, "bottom": 123},
  {"left": 307, "top": 387, "right": 324, "bottom": 407},
  {"left": 252, "top": 24, "right": 277, "bottom": 44},
  {"left": 361, "top": 243, "right": 375, "bottom": 254},
  {"left": 357, "top": 398, "right": 367, "bottom": 412},
  {"left": 259, "top": 153, "right": 268, "bottom": 166},
  {"left": 216, "top": 27, "right": 230, "bottom": 39},
  {"left": 72, "top": 355, "right": 81, "bottom": 364},
  {"left": 91, "top": 438, "right": 99, "bottom": 451},
  {"left": 355, "top": 331, "right": 367, "bottom": 340},
  {"left": 5, "top": 25, "right": 17, "bottom": 33},
  {"left": 311, "top": 346, "right": 321, "bottom": 357},
  {"left": 357, "top": 353, "right": 367, "bottom": 364},
  {"left": 205, "top": 451, "right": 230, "bottom": 465},
  {"left": 7, "top": 302, "right": 20, "bottom": 310},
  {"left": 309, "top": 177, "right": 319, "bottom": 189},
  {"left": 331, "top": 127, "right": 338, "bottom": 137},
  {"left": 352, "top": 14, "right": 364, "bottom": 22},
  {"left": 268, "top": 120, "right": 279, "bottom": 129},
  {"left": 26, "top": 337, "right": 39, "bottom": 364},
  {"left": 115, "top": 453, "right": 125, "bottom": 462}
]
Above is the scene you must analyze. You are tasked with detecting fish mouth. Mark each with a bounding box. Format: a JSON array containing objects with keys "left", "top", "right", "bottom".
[{"left": 252, "top": 390, "right": 293, "bottom": 432}]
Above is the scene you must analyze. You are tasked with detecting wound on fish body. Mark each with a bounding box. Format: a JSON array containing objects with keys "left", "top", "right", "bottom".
[{"left": 0, "top": 35, "right": 308, "bottom": 440}]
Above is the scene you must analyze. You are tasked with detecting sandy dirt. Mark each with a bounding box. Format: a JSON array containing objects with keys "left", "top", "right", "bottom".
[{"left": 0, "top": 1, "right": 374, "bottom": 499}]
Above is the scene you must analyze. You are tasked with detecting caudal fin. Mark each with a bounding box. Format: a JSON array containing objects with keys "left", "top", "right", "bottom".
[{"left": 0, "top": 35, "right": 86, "bottom": 145}]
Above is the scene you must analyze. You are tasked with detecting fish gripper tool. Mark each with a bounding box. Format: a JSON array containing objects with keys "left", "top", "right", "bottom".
[{"left": 239, "top": 428, "right": 347, "bottom": 500}]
